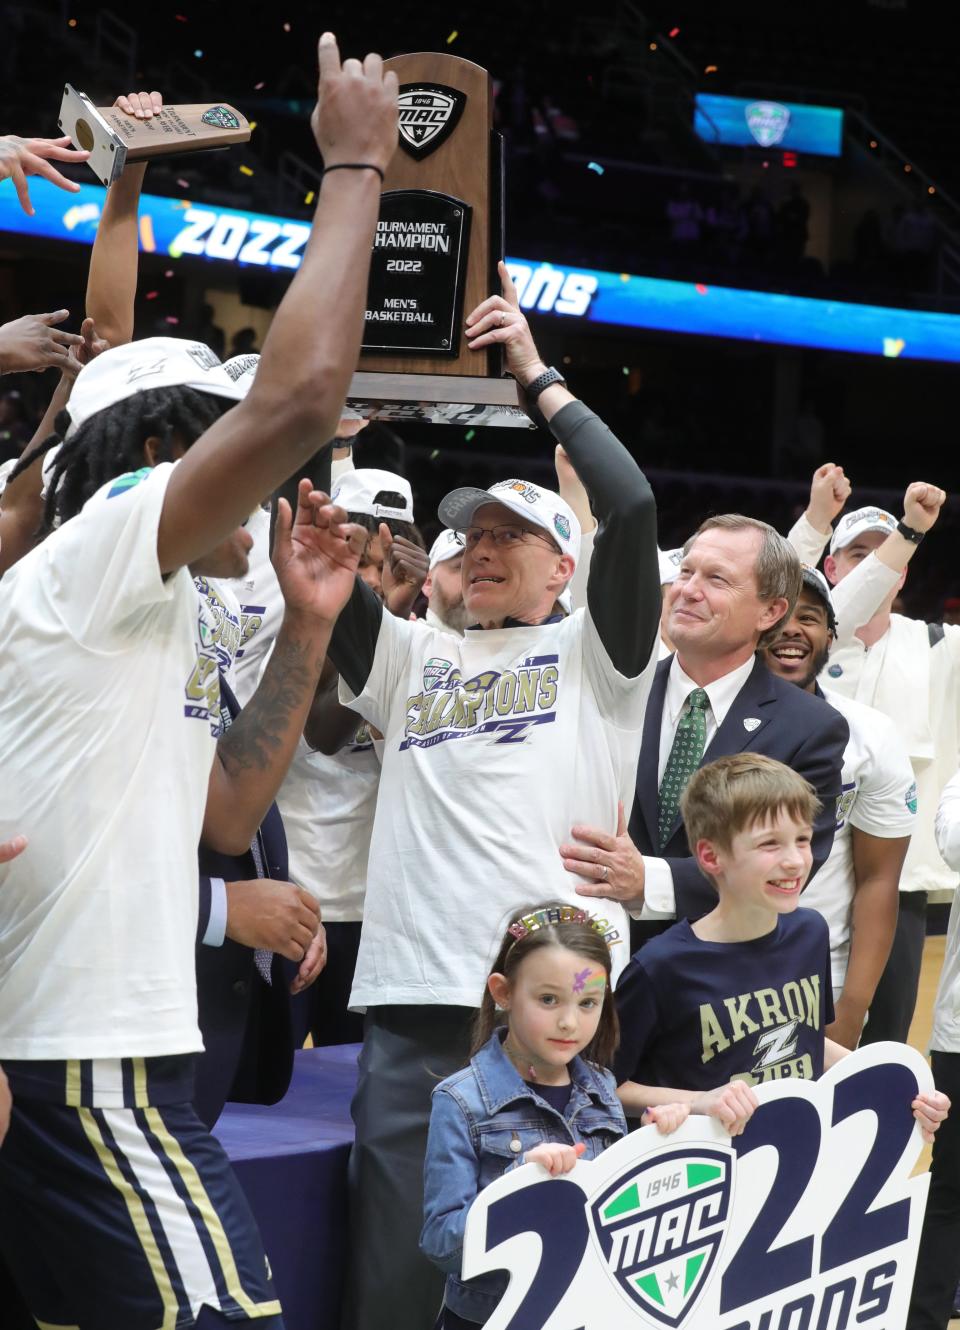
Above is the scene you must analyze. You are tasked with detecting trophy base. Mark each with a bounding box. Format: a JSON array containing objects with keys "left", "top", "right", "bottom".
[{"left": 345, "top": 372, "right": 533, "bottom": 428}]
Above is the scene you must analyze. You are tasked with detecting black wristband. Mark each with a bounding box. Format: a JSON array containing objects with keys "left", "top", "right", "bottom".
[
  {"left": 897, "top": 520, "right": 925, "bottom": 544},
  {"left": 322, "top": 162, "right": 385, "bottom": 184}
]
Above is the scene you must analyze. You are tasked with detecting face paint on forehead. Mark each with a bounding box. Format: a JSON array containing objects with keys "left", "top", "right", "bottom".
[{"left": 572, "top": 967, "right": 607, "bottom": 994}]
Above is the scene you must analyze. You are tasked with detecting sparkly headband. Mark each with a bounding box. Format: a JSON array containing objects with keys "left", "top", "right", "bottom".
[{"left": 506, "top": 905, "right": 622, "bottom": 950}]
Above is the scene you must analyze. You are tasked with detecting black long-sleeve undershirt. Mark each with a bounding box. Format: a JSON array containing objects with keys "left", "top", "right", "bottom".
[{"left": 329, "top": 400, "right": 661, "bottom": 695}]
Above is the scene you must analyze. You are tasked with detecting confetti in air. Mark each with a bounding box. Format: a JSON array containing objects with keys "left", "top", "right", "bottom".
[
  {"left": 304, "top": 190, "right": 315, "bottom": 205},
  {"left": 465, "top": 429, "right": 476, "bottom": 441},
  {"left": 587, "top": 161, "right": 604, "bottom": 174},
  {"left": 239, "top": 165, "right": 254, "bottom": 176},
  {"left": 446, "top": 30, "right": 458, "bottom": 43}
]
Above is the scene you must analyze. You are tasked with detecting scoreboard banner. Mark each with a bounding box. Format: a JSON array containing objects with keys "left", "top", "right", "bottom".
[
  {"left": 462, "top": 1042, "right": 932, "bottom": 1330},
  {"left": 694, "top": 94, "right": 844, "bottom": 157},
  {"left": 4, "top": 179, "right": 960, "bottom": 362}
]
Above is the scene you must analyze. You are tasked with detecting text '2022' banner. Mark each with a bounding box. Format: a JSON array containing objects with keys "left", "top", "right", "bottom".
[{"left": 463, "top": 1043, "right": 932, "bottom": 1330}]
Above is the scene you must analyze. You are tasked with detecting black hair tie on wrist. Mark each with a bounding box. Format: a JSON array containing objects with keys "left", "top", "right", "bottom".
[{"left": 322, "top": 163, "right": 385, "bottom": 183}]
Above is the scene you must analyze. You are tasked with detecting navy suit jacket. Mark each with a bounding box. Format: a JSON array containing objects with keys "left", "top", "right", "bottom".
[
  {"left": 194, "top": 676, "right": 301, "bottom": 1128},
  {"left": 629, "top": 654, "right": 849, "bottom": 924}
]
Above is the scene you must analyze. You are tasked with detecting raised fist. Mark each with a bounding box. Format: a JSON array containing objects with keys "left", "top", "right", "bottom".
[
  {"left": 806, "top": 463, "right": 851, "bottom": 533},
  {"left": 903, "top": 481, "right": 946, "bottom": 535}
]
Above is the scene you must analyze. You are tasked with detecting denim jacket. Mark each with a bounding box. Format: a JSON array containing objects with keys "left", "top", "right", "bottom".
[{"left": 420, "top": 1029, "right": 627, "bottom": 1324}]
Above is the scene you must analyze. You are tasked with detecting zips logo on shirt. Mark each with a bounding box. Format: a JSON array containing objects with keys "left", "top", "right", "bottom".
[
  {"left": 401, "top": 655, "right": 559, "bottom": 751},
  {"left": 184, "top": 583, "right": 241, "bottom": 736}
]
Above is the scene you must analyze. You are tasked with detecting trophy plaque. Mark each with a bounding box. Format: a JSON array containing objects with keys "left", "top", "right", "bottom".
[
  {"left": 58, "top": 83, "right": 250, "bottom": 187},
  {"left": 347, "top": 53, "right": 530, "bottom": 428}
]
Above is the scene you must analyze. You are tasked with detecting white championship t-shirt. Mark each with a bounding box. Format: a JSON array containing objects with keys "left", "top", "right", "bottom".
[
  {"left": 0, "top": 463, "right": 222, "bottom": 1060},
  {"left": 230, "top": 503, "right": 284, "bottom": 707},
  {"left": 277, "top": 727, "right": 381, "bottom": 923},
  {"left": 341, "top": 606, "right": 657, "bottom": 1008},
  {"left": 799, "top": 688, "right": 916, "bottom": 993}
]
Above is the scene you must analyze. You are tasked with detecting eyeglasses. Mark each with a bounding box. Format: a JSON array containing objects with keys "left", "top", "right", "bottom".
[{"left": 455, "top": 523, "right": 559, "bottom": 551}]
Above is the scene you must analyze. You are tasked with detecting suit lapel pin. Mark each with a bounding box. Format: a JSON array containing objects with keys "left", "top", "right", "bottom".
[{"left": 743, "top": 717, "right": 761, "bottom": 732}]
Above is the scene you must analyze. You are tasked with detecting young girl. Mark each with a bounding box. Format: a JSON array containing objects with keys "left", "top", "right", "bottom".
[{"left": 420, "top": 902, "right": 630, "bottom": 1329}]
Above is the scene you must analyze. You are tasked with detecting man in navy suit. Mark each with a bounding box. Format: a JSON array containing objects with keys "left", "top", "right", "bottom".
[
  {"left": 194, "top": 674, "right": 325, "bottom": 1127},
  {"left": 565, "top": 514, "right": 848, "bottom": 927}
]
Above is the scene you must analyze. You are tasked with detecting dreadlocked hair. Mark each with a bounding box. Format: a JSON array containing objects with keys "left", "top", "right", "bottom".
[{"left": 24, "top": 386, "right": 227, "bottom": 536}]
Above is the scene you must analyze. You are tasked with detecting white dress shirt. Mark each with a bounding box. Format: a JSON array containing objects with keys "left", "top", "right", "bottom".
[{"left": 641, "top": 654, "right": 757, "bottom": 917}]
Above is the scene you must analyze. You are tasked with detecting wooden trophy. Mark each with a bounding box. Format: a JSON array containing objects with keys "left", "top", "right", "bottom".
[
  {"left": 58, "top": 84, "right": 250, "bottom": 187},
  {"left": 346, "top": 53, "right": 530, "bottom": 428}
]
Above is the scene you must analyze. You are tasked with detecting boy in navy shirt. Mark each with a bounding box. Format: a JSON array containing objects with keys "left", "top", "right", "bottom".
[{"left": 615, "top": 753, "right": 948, "bottom": 1140}]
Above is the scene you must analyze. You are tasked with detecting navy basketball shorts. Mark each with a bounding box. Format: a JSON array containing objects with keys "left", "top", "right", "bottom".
[{"left": 0, "top": 1094, "right": 284, "bottom": 1329}]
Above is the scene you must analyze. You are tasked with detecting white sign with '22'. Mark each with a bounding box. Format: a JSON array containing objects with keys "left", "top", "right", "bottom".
[{"left": 462, "top": 1043, "right": 933, "bottom": 1330}]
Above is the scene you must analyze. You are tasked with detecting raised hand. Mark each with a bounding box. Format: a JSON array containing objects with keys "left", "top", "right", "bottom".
[
  {"left": 311, "top": 32, "right": 398, "bottom": 176},
  {"left": 272, "top": 478, "right": 369, "bottom": 624},
  {"left": 380, "top": 523, "right": 429, "bottom": 618},
  {"left": 525, "top": 1141, "right": 587, "bottom": 1174},
  {"left": 464, "top": 261, "right": 546, "bottom": 386},
  {"left": 114, "top": 90, "right": 163, "bottom": 120},
  {"left": 903, "top": 481, "right": 946, "bottom": 534},
  {"left": 0, "top": 311, "right": 83, "bottom": 375},
  {"left": 0, "top": 134, "right": 90, "bottom": 216},
  {"left": 63, "top": 316, "right": 110, "bottom": 379},
  {"left": 806, "top": 463, "right": 851, "bottom": 533}
]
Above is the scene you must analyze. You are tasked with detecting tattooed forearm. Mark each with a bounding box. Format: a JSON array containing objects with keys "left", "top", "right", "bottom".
[{"left": 218, "top": 629, "right": 321, "bottom": 777}]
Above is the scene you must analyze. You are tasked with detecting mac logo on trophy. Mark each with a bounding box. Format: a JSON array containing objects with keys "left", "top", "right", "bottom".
[
  {"left": 397, "top": 84, "right": 466, "bottom": 158},
  {"left": 350, "top": 53, "right": 529, "bottom": 428}
]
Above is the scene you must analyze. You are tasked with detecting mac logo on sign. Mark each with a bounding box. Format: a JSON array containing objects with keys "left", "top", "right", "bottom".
[
  {"left": 397, "top": 84, "right": 466, "bottom": 159},
  {"left": 745, "top": 101, "right": 791, "bottom": 148}
]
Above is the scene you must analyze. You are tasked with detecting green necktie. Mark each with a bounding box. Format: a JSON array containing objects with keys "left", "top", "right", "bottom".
[{"left": 657, "top": 687, "right": 710, "bottom": 850}]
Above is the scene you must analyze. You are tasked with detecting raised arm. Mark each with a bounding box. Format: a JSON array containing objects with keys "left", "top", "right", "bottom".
[
  {"left": 203, "top": 480, "right": 368, "bottom": 854},
  {"left": 85, "top": 93, "right": 160, "bottom": 348},
  {"left": 0, "top": 318, "right": 109, "bottom": 573},
  {"left": 464, "top": 262, "right": 659, "bottom": 677},
  {"left": 155, "top": 34, "right": 398, "bottom": 576},
  {"left": 786, "top": 463, "right": 851, "bottom": 567},
  {"left": 825, "top": 481, "right": 946, "bottom": 637}
]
